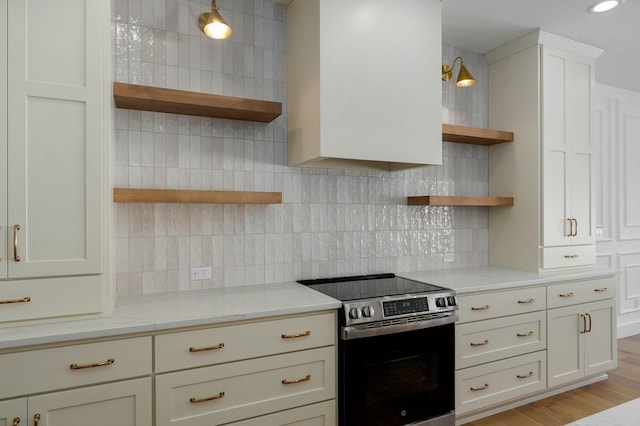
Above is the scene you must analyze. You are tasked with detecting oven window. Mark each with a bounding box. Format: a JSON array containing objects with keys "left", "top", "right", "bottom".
[{"left": 340, "top": 324, "right": 454, "bottom": 426}]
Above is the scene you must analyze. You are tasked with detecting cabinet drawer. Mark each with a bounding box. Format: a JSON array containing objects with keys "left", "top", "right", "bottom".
[
  {"left": 155, "top": 312, "right": 336, "bottom": 373},
  {"left": 456, "top": 311, "right": 546, "bottom": 369},
  {"left": 155, "top": 346, "right": 336, "bottom": 426},
  {"left": 0, "top": 337, "right": 152, "bottom": 399},
  {"left": 456, "top": 351, "right": 546, "bottom": 415},
  {"left": 541, "top": 245, "right": 595, "bottom": 269},
  {"left": 547, "top": 277, "right": 615, "bottom": 309},
  {"left": 0, "top": 275, "right": 102, "bottom": 324},
  {"left": 225, "top": 400, "right": 336, "bottom": 426},
  {"left": 457, "top": 287, "right": 545, "bottom": 323}
]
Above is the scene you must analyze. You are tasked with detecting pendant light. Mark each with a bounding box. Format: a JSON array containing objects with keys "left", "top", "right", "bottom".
[
  {"left": 199, "top": 0, "right": 232, "bottom": 40},
  {"left": 442, "top": 56, "right": 476, "bottom": 87}
]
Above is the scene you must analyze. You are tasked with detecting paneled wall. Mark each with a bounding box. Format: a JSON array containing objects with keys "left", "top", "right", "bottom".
[
  {"left": 112, "top": 0, "right": 491, "bottom": 295},
  {"left": 594, "top": 84, "right": 640, "bottom": 337}
]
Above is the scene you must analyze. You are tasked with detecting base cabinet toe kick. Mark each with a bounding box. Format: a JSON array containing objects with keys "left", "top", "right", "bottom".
[{"left": 454, "top": 275, "right": 617, "bottom": 423}]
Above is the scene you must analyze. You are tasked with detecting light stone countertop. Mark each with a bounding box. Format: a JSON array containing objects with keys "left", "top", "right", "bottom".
[
  {"left": 0, "top": 282, "right": 341, "bottom": 350},
  {"left": 399, "top": 265, "right": 620, "bottom": 294}
]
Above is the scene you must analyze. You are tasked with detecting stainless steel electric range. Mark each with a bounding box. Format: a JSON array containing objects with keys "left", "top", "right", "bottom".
[{"left": 299, "top": 273, "right": 458, "bottom": 426}]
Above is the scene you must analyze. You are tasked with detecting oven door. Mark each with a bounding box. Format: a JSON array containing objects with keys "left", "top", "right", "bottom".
[{"left": 339, "top": 322, "right": 454, "bottom": 426}]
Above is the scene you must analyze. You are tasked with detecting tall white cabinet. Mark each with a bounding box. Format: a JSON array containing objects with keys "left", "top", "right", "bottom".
[
  {"left": 0, "top": 0, "right": 110, "bottom": 323},
  {"left": 487, "top": 30, "right": 603, "bottom": 271}
]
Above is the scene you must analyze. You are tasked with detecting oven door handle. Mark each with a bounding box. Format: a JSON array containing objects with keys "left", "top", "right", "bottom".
[{"left": 341, "top": 314, "right": 458, "bottom": 340}]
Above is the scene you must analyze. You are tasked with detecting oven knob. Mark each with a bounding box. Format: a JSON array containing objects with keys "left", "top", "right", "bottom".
[
  {"left": 435, "top": 297, "right": 447, "bottom": 308},
  {"left": 361, "top": 305, "right": 375, "bottom": 317},
  {"left": 447, "top": 296, "right": 457, "bottom": 306},
  {"left": 348, "top": 307, "right": 361, "bottom": 319}
]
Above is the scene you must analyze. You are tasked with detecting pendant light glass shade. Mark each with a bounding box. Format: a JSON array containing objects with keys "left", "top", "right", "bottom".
[
  {"left": 441, "top": 56, "right": 476, "bottom": 87},
  {"left": 199, "top": 0, "right": 232, "bottom": 40}
]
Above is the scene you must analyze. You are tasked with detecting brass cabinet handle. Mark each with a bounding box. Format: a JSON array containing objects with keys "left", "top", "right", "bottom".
[
  {"left": 564, "top": 255, "right": 578, "bottom": 259},
  {"left": 586, "top": 313, "right": 592, "bottom": 333},
  {"left": 13, "top": 225, "right": 21, "bottom": 262},
  {"left": 13, "top": 418, "right": 20, "bottom": 426},
  {"left": 471, "top": 305, "right": 490, "bottom": 311},
  {"left": 33, "top": 414, "right": 40, "bottom": 426},
  {"left": 470, "top": 384, "right": 489, "bottom": 392},
  {"left": 189, "top": 343, "right": 225, "bottom": 352},
  {"left": 559, "top": 292, "right": 575, "bottom": 298},
  {"left": 580, "top": 314, "right": 587, "bottom": 334},
  {"left": 190, "top": 392, "right": 225, "bottom": 404},
  {"left": 282, "top": 374, "right": 311, "bottom": 384},
  {"left": 594, "top": 288, "right": 608, "bottom": 293},
  {"left": 518, "top": 298, "right": 535, "bottom": 304},
  {"left": 470, "top": 340, "right": 489, "bottom": 347},
  {"left": 572, "top": 218, "right": 578, "bottom": 236},
  {"left": 517, "top": 371, "right": 534, "bottom": 379},
  {"left": 0, "top": 297, "right": 31, "bottom": 305},
  {"left": 566, "top": 218, "right": 574, "bottom": 237},
  {"left": 282, "top": 330, "right": 311, "bottom": 339},
  {"left": 517, "top": 331, "right": 534, "bottom": 337},
  {"left": 69, "top": 358, "right": 115, "bottom": 370}
]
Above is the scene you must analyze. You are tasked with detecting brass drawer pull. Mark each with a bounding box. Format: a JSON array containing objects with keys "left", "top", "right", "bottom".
[
  {"left": 282, "top": 374, "right": 311, "bottom": 384},
  {"left": 33, "top": 414, "right": 40, "bottom": 426},
  {"left": 69, "top": 358, "right": 115, "bottom": 370},
  {"left": 470, "top": 340, "right": 489, "bottom": 347},
  {"left": 517, "top": 331, "right": 534, "bottom": 337},
  {"left": 13, "top": 418, "right": 20, "bottom": 426},
  {"left": 470, "top": 384, "right": 489, "bottom": 392},
  {"left": 559, "top": 292, "right": 575, "bottom": 298},
  {"left": 189, "top": 343, "right": 225, "bottom": 352},
  {"left": 517, "top": 371, "right": 534, "bottom": 379},
  {"left": 0, "top": 297, "right": 31, "bottom": 305},
  {"left": 471, "top": 305, "right": 490, "bottom": 311},
  {"left": 13, "top": 225, "right": 21, "bottom": 262},
  {"left": 518, "top": 298, "right": 535, "bottom": 304},
  {"left": 282, "top": 330, "right": 311, "bottom": 339},
  {"left": 594, "top": 288, "right": 608, "bottom": 293},
  {"left": 190, "top": 392, "right": 225, "bottom": 404},
  {"left": 564, "top": 255, "right": 578, "bottom": 259}
]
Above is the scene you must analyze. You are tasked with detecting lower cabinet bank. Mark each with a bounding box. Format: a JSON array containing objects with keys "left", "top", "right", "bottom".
[
  {"left": 0, "top": 311, "right": 337, "bottom": 426},
  {"left": 455, "top": 275, "right": 617, "bottom": 424}
]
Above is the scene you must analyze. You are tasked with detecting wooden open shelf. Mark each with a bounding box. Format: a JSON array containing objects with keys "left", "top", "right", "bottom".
[
  {"left": 407, "top": 196, "right": 514, "bottom": 206},
  {"left": 113, "top": 188, "right": 282, "bottom": 204},
  {"left": 442, "top": 124, "right": 514, "bottom": 146},
  {"left": 113, "top": 82, "right": 283, "bottom": 123}
]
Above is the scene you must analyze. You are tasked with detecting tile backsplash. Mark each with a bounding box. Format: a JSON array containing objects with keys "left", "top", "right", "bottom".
[{"left": 113, "top": 0, "right": 490, "bottom": 295}]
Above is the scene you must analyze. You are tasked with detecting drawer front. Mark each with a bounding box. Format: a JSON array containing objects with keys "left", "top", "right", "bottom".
[
  {"left": 0, "top": 337, "right": 152, "bottom": 399},
  {"left": 156, "top": 346, "right": 336, "bottom": 426},
  {"left": 456, "top": 311, "right": 546, "bottom": 369},
  {"left": 155, "top": 312, "right": 336, "bottom": 373},
  {"left": 457, "top": 287, "right": 546, "bottom": 323},
  {"left": 456, "top": 351, "right": 546, "bottom": 415},
  {"left": 0, "top": 275, "right": 102, "bottom": 324},
  {"left": 547, "top": 277, "right": 615, "bottom": 309},
  {"left": 226, "top": 400, "right": 336, "bottom": 426},
  {"left": 541, "top": 245, "right": 595, "bottom": 269}
]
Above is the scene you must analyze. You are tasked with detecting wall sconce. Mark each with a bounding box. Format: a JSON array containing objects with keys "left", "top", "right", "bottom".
[
  {"left": 442, "top": 56, "right": 476, "bottom": 87},
  {"left": 199, "top": 0, "right": 232, "bottom": 40}
]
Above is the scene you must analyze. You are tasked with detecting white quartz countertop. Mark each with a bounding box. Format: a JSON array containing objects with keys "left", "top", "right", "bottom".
[
  {"left": 399, "top": 265, "right": 619, "bottom": 294},
  {"left": 0, "top": 282, "right": 341, "bottom": 350}
]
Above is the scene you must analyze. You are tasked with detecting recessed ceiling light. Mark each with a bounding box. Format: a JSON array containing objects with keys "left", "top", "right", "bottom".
[{"left": 588, "top": 0, "right": 624, "bottom": 13}]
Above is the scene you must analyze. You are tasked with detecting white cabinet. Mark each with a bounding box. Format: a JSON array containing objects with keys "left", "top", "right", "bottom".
[
  {"left": 0, "top": 0, "right": 110, "bottom": 323},
  {"left": 155, "top": 312, "right": 337, "bottom": 426},
  {"left": 0, "top": 399, "right": 25, "bottom": 426},
  {"left": 487, "top": 29, "right": 603, "bottom": 271},
  {"left": 286, "top": 0, "right": 442, "bottom": 171},
  {"left": 547, "top": 279, "right": 617, "bottom": 388}
]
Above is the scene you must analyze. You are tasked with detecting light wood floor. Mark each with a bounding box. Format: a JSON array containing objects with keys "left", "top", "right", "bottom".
[{"left": 464, "top": 334, "right": 640, "bottom": 426}]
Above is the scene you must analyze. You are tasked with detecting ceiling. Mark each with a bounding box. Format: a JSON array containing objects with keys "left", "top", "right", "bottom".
[{"left": 442, "top": 0, "right": 640, "bottom": 93}]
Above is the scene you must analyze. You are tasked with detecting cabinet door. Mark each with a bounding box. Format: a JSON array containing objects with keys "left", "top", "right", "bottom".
[
  {"left": 0, "top": 399, "right": 26, "bottom": 426},
  {"left": 584, "top": 299, "right": 617, "bottom": 376},
  {"left": 0, "top": 0, "right": 7, "bottom": 279},
  {"left": 5, "top": 0, "right": 104, "bottom": 278},
  {"left": 547, "top": 304, "right": 584, "bottom": 387},
  {"left": 27, "top": 378, "right": 151, "bottom": 426}
]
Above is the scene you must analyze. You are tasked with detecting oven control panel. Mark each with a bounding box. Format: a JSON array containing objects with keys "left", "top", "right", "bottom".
[{"left": 343, "top": 292, "right": 457, "bottom": 326}]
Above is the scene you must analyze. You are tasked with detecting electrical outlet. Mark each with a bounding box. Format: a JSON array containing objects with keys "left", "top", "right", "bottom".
[
  {"left": 191, "top": 267, "right": 212, "bottom": 281},
  {"left": 596, "top": 227, "right": 604, "bottom": 239},
  {"left": 444, "top": 253, "right": 455, "bottom": 263}
]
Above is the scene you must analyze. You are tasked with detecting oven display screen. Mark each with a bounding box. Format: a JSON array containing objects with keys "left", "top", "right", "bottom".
[{"left": 383, "top": 297, "right": 429, "bottom": 317}]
